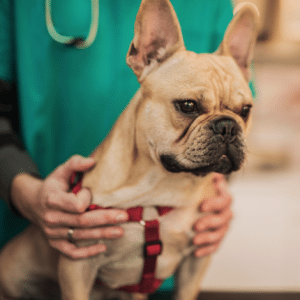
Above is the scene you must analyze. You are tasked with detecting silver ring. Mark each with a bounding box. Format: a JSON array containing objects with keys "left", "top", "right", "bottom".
[{"left": 67, "top": 228, "right": 75, "bottom": 244}]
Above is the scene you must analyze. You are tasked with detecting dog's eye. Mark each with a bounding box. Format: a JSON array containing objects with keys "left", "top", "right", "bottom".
[
  {"left": 240, "top": 105, "right": 252, "bottom": 119},
  {"left": 177, "top": 100, "right": 198, "bottom": 114}
]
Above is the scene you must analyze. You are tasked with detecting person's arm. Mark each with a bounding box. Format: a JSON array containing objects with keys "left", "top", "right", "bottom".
[
  {"left": 0, "top": 80, "right": 41, "bottom": 212},
  {"left": 0, "top": 102, "right": 129, "bottom": 259},
  {"left": 10, "top": 155, "right": 129, "bottom": 259},
  {"left": 0, "top": 1, "right": 128, "bottom": 259},
  {"left": 0, "top": 0, "right": 39, "bottom": 209},
  {"left": 0, "top": 82, "right": 128, "bottom": 260}
]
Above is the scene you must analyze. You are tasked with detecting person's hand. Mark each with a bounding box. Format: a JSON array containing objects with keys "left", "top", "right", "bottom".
[
  {"left": 11, "top": 155, "right": 128, "bottom": 259},
  {"left": 193, "top": 173, "right": 233, "bottom": 257}
]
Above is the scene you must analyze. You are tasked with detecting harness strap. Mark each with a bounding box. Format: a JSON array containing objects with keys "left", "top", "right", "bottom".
[
  {"left": 70, "top": 172, "right": 173, "bottom": 294},
  {"left": 70, "top": 171, "right": 83, "bottom": 194},
  {"left": 88, "top": 205, "right": 164, "bottom": 293},
  {"left": 118, "top": 217, "right": 163, "bottom": 294}
]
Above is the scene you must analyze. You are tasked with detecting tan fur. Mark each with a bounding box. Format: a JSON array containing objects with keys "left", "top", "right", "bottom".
[{"left": 0, "top": 1, "right": 259, "bottom": 300}]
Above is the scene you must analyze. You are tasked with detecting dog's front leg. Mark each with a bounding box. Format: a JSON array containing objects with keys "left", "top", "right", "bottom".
[
  {"left": 173, "top": 255, "right": 211, "bottom": 300},
  {"left": 58, "top": 254, "right": 99, "bottom": 300}
]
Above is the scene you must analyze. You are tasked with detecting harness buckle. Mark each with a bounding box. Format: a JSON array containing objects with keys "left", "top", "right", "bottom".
[{"left": 144, "top": 240, "right": 163, "bottom": 258}]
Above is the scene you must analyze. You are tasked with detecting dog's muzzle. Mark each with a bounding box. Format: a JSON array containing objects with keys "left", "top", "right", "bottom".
[{"left": 161, "top": 116, "right": 246, "bottom": 175}]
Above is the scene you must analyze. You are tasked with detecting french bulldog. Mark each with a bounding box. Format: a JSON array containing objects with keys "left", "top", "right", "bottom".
[{"left": 0, "top": 1, "right": 259, "bottom": 300}]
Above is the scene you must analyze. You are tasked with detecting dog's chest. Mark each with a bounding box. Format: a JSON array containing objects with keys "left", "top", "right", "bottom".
[{"left": 94, "top": 206, "right": 201, "bottom": 289}]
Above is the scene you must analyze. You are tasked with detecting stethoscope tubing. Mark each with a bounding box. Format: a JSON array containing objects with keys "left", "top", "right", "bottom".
[{"left": 45, "top": 0, "right": 99, "bottom": 49}]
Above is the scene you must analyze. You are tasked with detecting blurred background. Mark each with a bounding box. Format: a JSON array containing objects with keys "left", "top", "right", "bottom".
[{"left": 201, "top": 0, "right": 300, "bottom": 295}]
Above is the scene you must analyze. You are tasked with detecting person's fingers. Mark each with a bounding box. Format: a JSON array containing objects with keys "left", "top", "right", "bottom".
[
  {"left": 214, "top": 174, "right": 229, "bottom": 195},
  {"left": 211, "top": 173, "right": 224, "bottom": 184},
  {"left": 74, "top": 209, "right": 129, "bottom": 227},
  {"left": 200, "top": 188, "right": 232, "bottom": 213},
  {"left": 43, "top": 208, "right": 128, "bottom": 228},
  {"left": 53, "top": 155, "right": 95, "bottom": 184},
  {"left": 44, "top": 225, "right": 124, "bottom": 240},
  {"left": 193, "top": 224, "right": 229, "bottom": 247},
  {"left": 49, "top": 240, "right": 106, "bottom": 260},
  {"left": 194, "top": 242, "right": 221, "bottom": 258},
  {"left": 194, "top": 208, "right": 233, "bottom": 232},
  {"left": 45, "top": 188, "right": 92, "bottom": 214}
]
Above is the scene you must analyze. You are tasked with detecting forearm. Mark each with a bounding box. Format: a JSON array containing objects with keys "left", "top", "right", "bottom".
[
  {"left": 0, "top": 80, "right": 40, "bottom": 211},
  {"left": 10, "top": 173, "right": 43, "bottom": 222},
  {"left": 0, "top": 133, "right": 40, "bottom": 199},
  {"left": 0, "top": 129, "right": 40, "bottom": 216}
]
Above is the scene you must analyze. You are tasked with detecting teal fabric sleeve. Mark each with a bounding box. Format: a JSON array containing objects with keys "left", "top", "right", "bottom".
[{"left": 0, "top": 0, "right": 14, "bottom": 82}]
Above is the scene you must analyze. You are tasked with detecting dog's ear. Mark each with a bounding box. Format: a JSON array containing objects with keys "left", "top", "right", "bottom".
[
  {"left": 126, "top": 0, "right": 185, "bottom": 82},
  {"left": 217, "top": 2, "right": 259, "bottom": 81}
]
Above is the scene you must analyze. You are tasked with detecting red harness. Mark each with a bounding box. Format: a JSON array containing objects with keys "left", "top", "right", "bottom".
[{"left": 70, "top": 172, "right": 173, "bottom": 294}]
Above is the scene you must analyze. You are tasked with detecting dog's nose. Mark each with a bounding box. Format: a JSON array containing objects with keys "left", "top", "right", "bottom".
[{"left": 211, "top": 117, "right": 238, "bottom": 142}]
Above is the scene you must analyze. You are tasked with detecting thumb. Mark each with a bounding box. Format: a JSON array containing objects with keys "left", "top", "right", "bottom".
[
  {"left": 212, "top": 173, "right": 225, "bottom": 194},
  {"left": 53, "top": 155, "right": 95, "bottom": 183},
  {"left": 212, "top": 173, "right": 224, "bottom": 184}
]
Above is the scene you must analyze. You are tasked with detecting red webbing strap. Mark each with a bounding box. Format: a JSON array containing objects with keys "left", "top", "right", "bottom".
[
  {"left": 126, "top": 207, "right": 143, "bottom": 222},
  {"left": 141, "top": 219, "right": 162, "bottom": 292},
  {"left": 90, "top": 205, "right": 164, "bottom": 294},
  {"left": 156, "top": 206, "right": 173, "bottom": 216},
  {"left": 118, "top": 217, "right": 162, "bottom": 294},
  {"left": 70, "top": 172, "right": 172, "bottom": 294},
  {"left": 70, "top": 172, "right": 83, "bottom": 194}
]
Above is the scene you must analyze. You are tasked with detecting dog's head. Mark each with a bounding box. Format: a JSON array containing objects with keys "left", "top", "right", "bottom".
[{"left": 127, "top": 0, "right": 259, "bottom": 175}]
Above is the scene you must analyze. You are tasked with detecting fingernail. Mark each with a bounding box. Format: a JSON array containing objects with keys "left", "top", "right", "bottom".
[
  {"left": 109, "top": 228, "right": 123, "bottom": 237},
  {"left": 97, "top": 244, "right": 107, "bottom": 252},
  {"left": 195, "top": 224, "right": 205, "bottom": 232},
  {"left": 193, "top": 236, "right": 200, "bottom": 246},
  {"left": 116, "top": 213, "right": 128, "bottom": 222},
  {"left": 195, "top": 249, "right": 204, "bottom": 258},
  {"left": 196, "top": 224, "right": 202, "bottom": 232},
  {"left": 86, "top": 157, "right": 95, "bottom": 164},
  {"left": 200, "top": 203, "right": 208, "bottom": 212}
]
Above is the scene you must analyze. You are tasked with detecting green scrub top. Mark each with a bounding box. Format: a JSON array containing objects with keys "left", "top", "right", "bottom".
[{"left": 0, "top": 0, "right": 234, "bottom": 291}]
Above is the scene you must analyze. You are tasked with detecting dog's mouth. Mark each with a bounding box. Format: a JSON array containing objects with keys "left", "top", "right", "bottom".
[
  {"left": 199, "top": 152, "right": 241, "bottom": 175},
  {"left": 210, "top": 154, "right": 234, "bottom": 174},
  {"left": 160, "top": 151, "right": 242, "bottom": 176}
]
